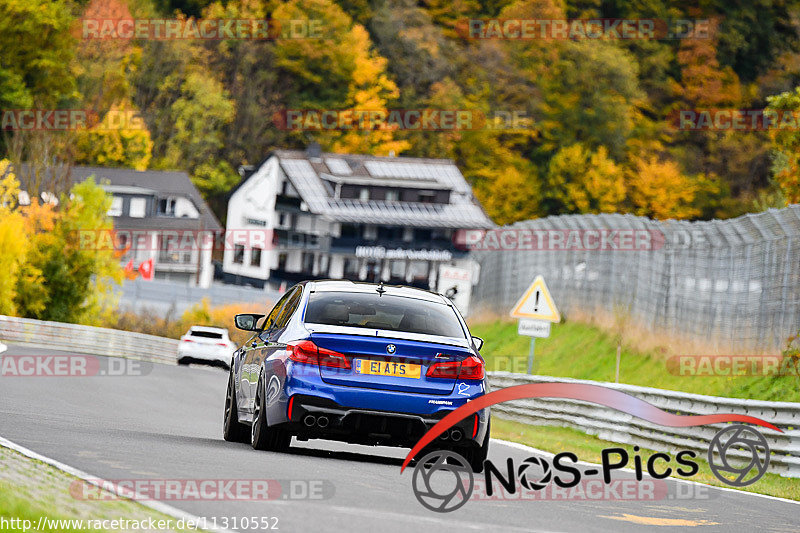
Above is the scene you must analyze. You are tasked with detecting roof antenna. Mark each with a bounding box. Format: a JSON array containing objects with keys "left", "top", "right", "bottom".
[{"left": 376, "top": 282, "right": 386, "bottom": 296}]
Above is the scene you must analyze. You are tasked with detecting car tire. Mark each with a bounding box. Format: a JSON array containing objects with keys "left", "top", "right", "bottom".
[
  {"left": 251, "top": 374, "right": 291, "bottom": 452},
  {"left": 223, "top": 371, "right": 249, "bottom": 443},
  {"left": 462, "top": 419, "right": 490, "bottom": 473}
]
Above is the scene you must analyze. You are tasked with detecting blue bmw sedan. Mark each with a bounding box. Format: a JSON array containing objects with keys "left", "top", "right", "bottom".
[{"left": 223, "top": 280, "right": 490, "bottom": 471}]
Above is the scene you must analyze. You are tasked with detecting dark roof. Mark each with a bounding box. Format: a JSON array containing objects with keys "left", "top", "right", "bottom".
[
  {"left": 14, "top": 164, "right": 221, "bottom": 232},
  {"left": 264, "top": 149, "right": 494, "bottom": 229}
]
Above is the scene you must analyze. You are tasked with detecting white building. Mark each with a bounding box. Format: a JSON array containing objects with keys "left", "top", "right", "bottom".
[{"left": 222, "top": 146, "right": 494, "bottom": 291}]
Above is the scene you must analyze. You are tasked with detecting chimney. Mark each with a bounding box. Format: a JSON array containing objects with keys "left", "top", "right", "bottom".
[{"left": 306, "top": 142, "right": 322, "bottom": 160}]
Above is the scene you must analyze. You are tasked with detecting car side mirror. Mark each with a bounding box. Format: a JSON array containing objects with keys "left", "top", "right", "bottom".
[
  {"left": 234, "top": 313, "right": 265, "bottom": 331},
  {"left": 472, "top": 336, "right": 484, "bottom": 351}
]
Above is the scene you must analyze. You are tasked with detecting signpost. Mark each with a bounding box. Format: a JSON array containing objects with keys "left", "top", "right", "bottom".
[{"left": 509, "top": 276, "right": 560, "bottom": 374}]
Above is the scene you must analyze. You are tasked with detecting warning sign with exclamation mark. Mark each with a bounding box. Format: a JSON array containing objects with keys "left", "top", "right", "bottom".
[{"left": 509, "top": 275, "right": 560, "bottom": 322}]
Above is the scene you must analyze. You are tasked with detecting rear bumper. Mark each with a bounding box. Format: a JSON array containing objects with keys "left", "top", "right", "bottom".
[
  {"left": 287, "top": 394, "right": 486, "bottom": 448},
  {"left": 177, "top": 345, "right": 230, "bottom": 365}
]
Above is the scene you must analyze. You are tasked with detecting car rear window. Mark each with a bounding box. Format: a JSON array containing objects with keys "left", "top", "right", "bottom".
[
  {"left": 304, "top": 292, "right": 466, "bottom": 338},
  {"left": 190, "top": 330, "right": 224, "bottom": 339}
]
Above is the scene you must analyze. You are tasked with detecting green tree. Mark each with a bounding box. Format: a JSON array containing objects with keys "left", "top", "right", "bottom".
[{"left": 15, "top": 177, "right": 122, "bottom": 324}]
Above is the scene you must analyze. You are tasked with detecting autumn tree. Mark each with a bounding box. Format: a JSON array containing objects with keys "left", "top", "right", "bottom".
[
  {"left": 545, "top": 144, "right": 626, "bottom": 214},
  {"left": 627, "top": 156, "right": 707, "bottom": 220},
  {"left": 273, "top": 0, "right": 409, "bottom": 155},
  {"left": 765, "top": 87, "right": 800, "bottom": 204},
  {"left": 0, "top": 161, "right": 30, "bottom": 315}
]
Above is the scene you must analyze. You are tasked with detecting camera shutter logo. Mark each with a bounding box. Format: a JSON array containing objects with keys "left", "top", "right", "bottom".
[
  {"left": 411, "top": 450, "right": 473, "bottom": 513},
  {"left": 708, "top": 425, "right": 770, "bottom": 487},
  {"left": 517, "top": 456, "right": 552, "bottom": 490}
]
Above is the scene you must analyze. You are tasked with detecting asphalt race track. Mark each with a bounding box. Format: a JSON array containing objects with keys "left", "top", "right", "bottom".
[{"left": 1, "top": 344, "right": 797, "bottom": 533}]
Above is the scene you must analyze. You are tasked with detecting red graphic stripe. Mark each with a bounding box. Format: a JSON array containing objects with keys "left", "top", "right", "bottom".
[{"left": 401, "top": 383, "right": 781, "bottom": 472}]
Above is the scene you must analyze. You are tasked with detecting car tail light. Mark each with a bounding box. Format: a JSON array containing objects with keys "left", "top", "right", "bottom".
[
  {"left": 458, "top": 355, "right": 485, "bottom": 380},
  {"left": 426, "top": 355, "right": 484, "bottom": 380},
  {"left": 288, "top": 341, "right": 350, "bottom": 369},
  {"left": 472, "top": 414, "right": 479, "bottom": 439},
  {"left": 287, "top": 396, "right": 295, "bottom": 419}
]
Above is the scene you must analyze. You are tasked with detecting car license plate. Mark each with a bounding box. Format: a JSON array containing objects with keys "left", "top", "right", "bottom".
[{"left": 355, "top": 359, "right": 421, "bottom": 379}]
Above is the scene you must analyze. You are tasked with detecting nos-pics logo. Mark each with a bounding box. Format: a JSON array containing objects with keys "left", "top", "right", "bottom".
[
  {"left": 411, "top": 425, "right": 770, "bottom": 513},
  {"left": 401, "top": 383, "right": 778, "bottom": 513}
]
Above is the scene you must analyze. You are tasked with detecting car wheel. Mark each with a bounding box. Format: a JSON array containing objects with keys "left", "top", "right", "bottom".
[
  {"left": 223, "top": 371, "right": 249, "bottom": 443},
  {"left": 251, "top": 374, "right": 291, "bottom": 452},
  {"left": 461, "top": 420, "right": 490, "bottom": 473}
]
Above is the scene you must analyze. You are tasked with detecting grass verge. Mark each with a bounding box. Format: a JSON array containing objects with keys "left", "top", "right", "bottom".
[
  {"left": 0, "top": 445, "right": 197, "bottom": 532},
  {"left": 491, "top": 419, "right": 800, "bottom": 501},
  {"left": 470, "top": 319, "right": 800, "bottom": 402}
]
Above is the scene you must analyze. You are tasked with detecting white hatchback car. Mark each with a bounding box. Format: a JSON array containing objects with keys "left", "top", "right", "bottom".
[{"left": 177, "top": 326, "right": 236, "bottom": 369}]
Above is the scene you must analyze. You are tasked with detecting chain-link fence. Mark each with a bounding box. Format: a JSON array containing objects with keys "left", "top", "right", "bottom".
[{"left": 470, "top": 205, "right": 800, "bottom": 352}]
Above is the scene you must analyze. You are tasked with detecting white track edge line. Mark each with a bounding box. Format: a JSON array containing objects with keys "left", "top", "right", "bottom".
[
  {"left": 491, "top": 438, "right": 800, "bottom": 506},
  {"left": 0, "top": 435, "right": 235, "bottom": 533}
]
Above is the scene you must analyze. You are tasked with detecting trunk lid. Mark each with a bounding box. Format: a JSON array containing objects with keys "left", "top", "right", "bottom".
[{"left": 311, "top": 332, "right": 473, "bottom": 395}]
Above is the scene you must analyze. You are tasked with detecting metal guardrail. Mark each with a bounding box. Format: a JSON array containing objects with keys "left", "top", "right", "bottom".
[
  {"left": 0, "top": 315, "right": 178, "bottom": 365},
  {"left": 488, "top": 372, "right": 800, "bottom": 478},
  {"left": 1, "top": 315, "right": 797, "bottom": 477}
]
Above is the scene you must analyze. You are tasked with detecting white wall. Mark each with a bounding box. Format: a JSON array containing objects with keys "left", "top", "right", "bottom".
[
  {"left": 174, "top": 197, "right": 200, "bottom": 218},
  {"left": 223, "top": 157, "right": 280, "bottom": 281}
]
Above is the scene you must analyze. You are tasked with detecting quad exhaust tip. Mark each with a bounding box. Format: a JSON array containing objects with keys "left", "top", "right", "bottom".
[
  {"left": 450, "top": 428, "right": 464, "bottom": 442},
  {"left": 317, "top": 416, "right": 329, "bottom": 428},
  {"left": 303, "top": 414, "right": 316, "bottom": 427}
]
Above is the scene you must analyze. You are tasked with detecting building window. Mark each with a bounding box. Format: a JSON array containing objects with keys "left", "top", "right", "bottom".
[
  {"left": 378, "top": 226, "right": 403, "bottom": 241},
  {"left": 408, "top": 260, "right": 429, "bottom": 280},
  {"left": 319, "top": 254, "right": 329, "bottom": 274},
  {"left": 418, "top": 190, "right": 436, "bottom": 204},
  {"left": 251, "top": 247, "right": 262, "bottom": 267},
  {"left": 129, "top": 197, "right": 147, "bottom": 218},
  {"left": 414, "top": 228, "right": 433, "bottom": 242},
  {"left": 359, "top": 188, "right": 370, "bottom": 201},
  {"left": 343, "top": 258, "right": 359, "bottom": 276},
  {"left": 277, "top": 212, "right": 293, "bottom": 228},
  {"left": 278, "top": 253, "right": 287, "bottom": 271},
  {"left": 340, "top": 224, "right": 359, "bottom": 239},
  {"left": 302, "top": 252, "right": 314, "bottom": 273},
  {"left": 363, "top": 225, "right": 377, "bottom": 240},
  {"left": 233, "top": 244, "right": 245, "bottom": 264},
  {"left": 158, "top": 198, "right": 176, "bottom": 215},
  {"left": 390, "top": 260, "right": 405, "bottom": 279},
  {"left": 108, "top": 196, "right": 123, "bottom": 217},
  {"left": 385, "top": 189, "right": 399, "bottom": 202}
]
